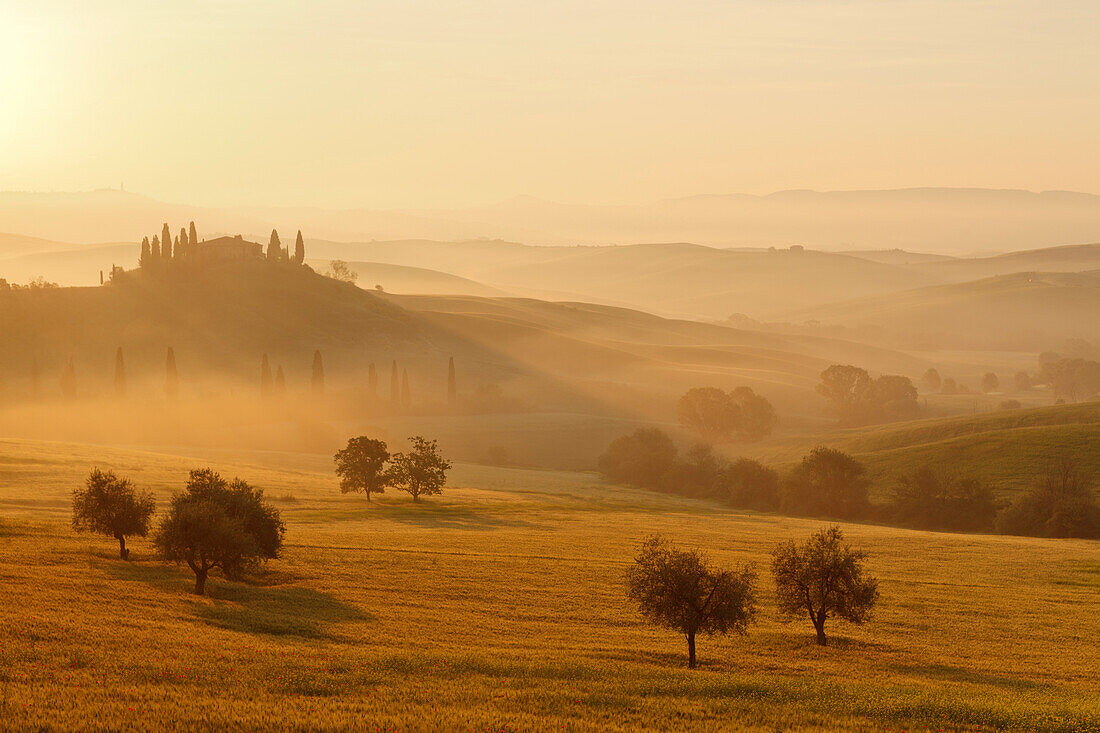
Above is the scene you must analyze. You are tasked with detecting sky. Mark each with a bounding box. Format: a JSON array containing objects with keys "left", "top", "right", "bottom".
[{"left": 2, "top": 0, "right": 1098, "bottom": 209}]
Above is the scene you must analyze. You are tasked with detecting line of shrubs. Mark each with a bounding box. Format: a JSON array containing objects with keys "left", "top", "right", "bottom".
[{"left": 598, "top": 428, "right": 1100, "bottom": 539}]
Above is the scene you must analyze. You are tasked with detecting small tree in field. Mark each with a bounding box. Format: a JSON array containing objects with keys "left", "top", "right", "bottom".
[
  {"left": 771, "top": 526, "right": 879, "bottom": 646},
  {"left": 72, "top": 468, "right": 156, "bottom": 559},
  {"left": 626, "top": 535, "right": 756, "bottom": 668},
  {"left": 154, "top": 469, "right": 285, "bottom": 595},
  {"left": 334, "top": 437, "right": 391, "bottom": 502},
  {"left": 981, "top": 372, "right": 999, "bottom": 393},
  {"left": 387, "top": 436, "right": 451, "bottom": 502}
]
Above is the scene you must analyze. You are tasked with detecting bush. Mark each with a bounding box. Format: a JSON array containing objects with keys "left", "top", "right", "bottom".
[
  {"left": 891, "top": 467, "right": 998, "bottom": 532},
  {"left": 997, "top": 458, "right": 1100, "bottom": 538},
  {"left": 598, "top": 428, "right": 678, "bottom": 487},
  {"left": 781, "top": 447, "right": 870, "bottom": 519},
  {"left": 717, "top": 459, "right": 779, "bottom": 511}
]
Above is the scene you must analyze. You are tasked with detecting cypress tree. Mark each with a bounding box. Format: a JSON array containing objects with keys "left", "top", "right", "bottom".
[
  {"left": 390, "top": 361, "right": 399, "bottom": 403},
  {"left": 447, "top": 356, "right": 457, "bottom": 405},
  {"left": 294, "top": 230, "right": 305, "bottom": 264},
  {"left": 401, "top": 368, "right": 411, "bottom": 409},
  {"left": 61, "top": 358, "right": 77, "bottom": 401},
  {"left": 161, "top": 223, "right": 172, "bottom": 259},
  {"left": 140, "top": 237, "right": 150, "bottom": 268},
  {"left": 172, "top": 235, "right": 179, "bottom": 260},
  {"left": 312, "top": 351, "right": 325, "bottom": 395},
  {"left": 30, "top": 358, "right": 41, "bottom": 399},
  {"left": 189, "top": 221, "right": 198, "bottom": 249},
  {"left": 268, "top": 229, "right": 281, "bottom": 260},
  {"left": 367, "top": 362, "right": 378, "bottom": 397},
  {"left": 178, "top": 227, "right": 188, "bottom": 258},
  {"left": 165, "top": 347, "right": 179, "bottom": 399},
  {"left": 260, "top": 354, "right": 273, "bottom": 397},
  {"left": 151, "top": 235, "right": 161, "bottom": 259},
  {"left": 275, "top": 365, "right": 286, "bottom": 394},
  {"left": 114, "top": 347, "right": 126, "bottom": 398}
]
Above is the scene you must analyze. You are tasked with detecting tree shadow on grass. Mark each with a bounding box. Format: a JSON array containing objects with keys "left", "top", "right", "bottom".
[
  {"left": 99, "top": 559, "right": 371, "bottom": 641},
  {"left": 372, "top": 501, "right": 542, "bottom": 530},
  {"left": 891, "top": 662, "right": 1043, "bottom": 690}
]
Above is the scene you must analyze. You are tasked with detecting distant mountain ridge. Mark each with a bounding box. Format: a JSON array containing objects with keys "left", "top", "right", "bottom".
[{"left": 2, "top": 186, "right": 1099, "bottom": 253}]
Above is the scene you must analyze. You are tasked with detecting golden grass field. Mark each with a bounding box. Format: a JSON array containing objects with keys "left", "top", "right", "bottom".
[{"left": 1, "top": 438, "right": 1098, "bottom": 731}]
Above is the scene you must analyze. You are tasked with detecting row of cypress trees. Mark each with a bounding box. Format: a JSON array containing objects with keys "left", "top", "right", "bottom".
[
  {"left": 139, "top": 222, "right": 199, "bottom": 266},
  {"left": 266, "top": 229, "right": 306, "bottom": 264},
  {"left": 23, "top": 351, "right": 456, "bottom": 404}
]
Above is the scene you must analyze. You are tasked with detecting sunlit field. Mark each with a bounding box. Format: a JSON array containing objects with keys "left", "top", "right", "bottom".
[{"left": 1, "top": 440, "right": 1097, "bottom": 731}]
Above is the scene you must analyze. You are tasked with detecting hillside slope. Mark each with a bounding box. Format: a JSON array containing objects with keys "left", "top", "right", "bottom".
[
  {"left": 782, "top": 271, "right": 1100, "bottom": 350},
  {"left": 747, "top": 402, "right": 1100, "bottom": 496}
]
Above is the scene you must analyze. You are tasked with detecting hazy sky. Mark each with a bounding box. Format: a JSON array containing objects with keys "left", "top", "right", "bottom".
[{"left": 3, "top": 1, "right": 1098, "bottom": 208}]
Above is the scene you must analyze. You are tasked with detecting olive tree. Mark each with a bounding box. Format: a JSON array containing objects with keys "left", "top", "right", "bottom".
[
  {"left": 154, "top": 468, "right": 285, "bottom": 595},
  {"left": 771, "top": 526, "right": 879, "bottom": 646},
  {"left": 334, "top": 436, "right": 391, "bottom": 501},
  {"left": 71, "top": 468, "right": 156, "bottom": 560},
  {"left": 626, "top": 535, "right": 756, "bottom": 668},
  {"left": 387, "top": 436, "right": 451, "bottom": 503}
]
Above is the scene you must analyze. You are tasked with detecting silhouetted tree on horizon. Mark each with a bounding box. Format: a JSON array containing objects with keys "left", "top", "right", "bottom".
[
  {"left": 627, "top": 535, "right": 757, "bottom": 668},
  {"left": 72, "top": 468, "right": 156, "bottom": 560},
  {"left": 161, "top": 223, "right": 172, "bottom": 259},
  {"left": 114, "top": 347, "right": 126, "bottom": 398},
  {"left": 447, "top": 356, "right": 457, "bottom": 405},
  {"left": 260, "top": 354, "right": 274, "bottom": 398},
  {"left": 177, "top": 227, "right": 188, "bottom": 259},
  {"left": 267, "top": 229, "right": 281, "bottom": 260},
  {"left": 189, "top": 221, "right": 198, "bottom": 248},
  {"left": 140, "top": 236, "right": 151, "bottom": 268},
  {"left": 60, "top": 358, "right": 77, "bottom": 400},
  {"left": 165, "top": 348, "right": 179, "bottom": 399},
  {"left": 294, "top": 230, "right": 305, "bottom": 264},
  {"left": 30, "top": 358, "right": 41, "bottom": 399},
  {"left": 312, "top": 351, "right": 325, "bottom": 396},
  {"left": 151, "top": 235, "right": 161, "bottom": 260},
  {"left": 772, "top": 526, "right": 879, "bottom": 646}
]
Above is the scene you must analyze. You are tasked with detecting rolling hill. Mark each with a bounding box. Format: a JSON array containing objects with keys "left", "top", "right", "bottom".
[
  {"left": 745, "top": 402, "right": 1100, "bottom": 497},
  {"left": 781, "top": 270, "right": 1100, "bottom": 351},
  {"left": 4, "top": 187, "right": 1100, "bottom": 253}
]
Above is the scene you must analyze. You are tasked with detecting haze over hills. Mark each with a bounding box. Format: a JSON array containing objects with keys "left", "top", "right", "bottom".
[
  {"left": 780, "top": 271, "right": 1100, "bottom": 351},
  {"left": 3, "top": 187, "right": 1099, "bottom": 253}
]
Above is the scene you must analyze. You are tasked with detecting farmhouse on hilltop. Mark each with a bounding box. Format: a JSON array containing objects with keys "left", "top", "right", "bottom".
[{"left": 191, "top": 235, "right": 263, "bottom": 263}]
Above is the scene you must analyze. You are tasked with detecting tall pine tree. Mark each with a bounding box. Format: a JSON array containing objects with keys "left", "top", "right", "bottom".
[
  {"left": 165, "top": 348, "right": 179, "bottom": 399},
  {"left": 294, "top": 230, "right": 305, "bottom": 264},
  {"left": 140, "top": 237, "right": 150, "bottom": 268},
  {"left": 260, "top": 354, "right": 273, "bottom": 397},
  {"left": 189, "top": 221, "right": 198, "bottom": 248},
  {"left": 178, "top": 227, "right": 188, "bottom": 258},
  {"left": 312, "top": 351, "right": 325, "bottom": 395},
  {"left": 447, "top": 356, "right": 457, "bottom": 405},
  {"left": 161, "top": 223, "right": 172, "bottom": 259},
  {"left": 114, "top": 347, "right": 126, "bottom": 398},
  {"left": 151, "top": 235, "right": 161, "bottom": 259},
  {"left": 267, "top": 229, "right": 281, "bottom": 260}
]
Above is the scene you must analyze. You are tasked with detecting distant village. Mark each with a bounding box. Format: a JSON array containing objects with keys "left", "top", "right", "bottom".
[{"left": 138, "top": 222, "right": 305, "bottom": 268}]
